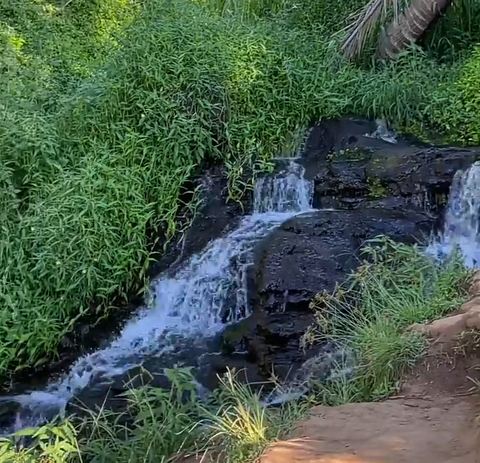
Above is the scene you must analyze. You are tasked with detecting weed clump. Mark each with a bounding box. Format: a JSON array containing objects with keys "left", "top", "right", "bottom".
[
  {"left": 307, "top": 237, "right": 471, "bottom": 403},
  {"left": 0, "top": 368, "right": 305, "bottom": 463},
  {"left": 430, "top": 45, "right": 480, "bottom": 145}
]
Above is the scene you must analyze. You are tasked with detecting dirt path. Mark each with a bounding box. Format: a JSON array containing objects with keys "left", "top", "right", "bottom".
[
  {"left": 261, "top": 339, "right": 480, "bottom": 463},
  {"left": 261, "top": 399, "right": 479, "bottom": 462}
]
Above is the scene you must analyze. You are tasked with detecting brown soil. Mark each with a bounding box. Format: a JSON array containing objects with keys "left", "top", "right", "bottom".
[{"left": 260, "top": 334, "right": 480, "bottom": 463}]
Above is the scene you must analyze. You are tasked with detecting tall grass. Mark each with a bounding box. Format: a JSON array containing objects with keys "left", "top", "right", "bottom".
[
  {"left": 0, "top": 368, "right": 305, "bottom": 463},
  {"left": 307, "top": 237, "right": 471, "bottom": 402},
  {"left": 424, "top": 0, "right": 480, "bottom": 63},
  {"left": 204, "top": 373, "right": 305, "bottom": 462}
]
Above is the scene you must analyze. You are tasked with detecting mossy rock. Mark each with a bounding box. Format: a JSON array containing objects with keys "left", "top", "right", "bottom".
[
  {"left": 367, "top": 178, "right": 387, "bottom": 199},
  {"left": 327, "top": 147, "right": 373, "bottom": 163},
  {"left": 365, "top": 150, "right": 417, "bottom": 182}
]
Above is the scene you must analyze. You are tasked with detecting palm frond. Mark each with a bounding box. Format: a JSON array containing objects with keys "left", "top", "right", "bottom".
[{"left": 341, "top": 0, "right": 406, "bottom": 59}]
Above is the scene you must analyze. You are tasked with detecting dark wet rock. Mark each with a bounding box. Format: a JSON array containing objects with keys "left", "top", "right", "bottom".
[
  {"left": 217, "top": 311, "right": 318, "bottom": 384},
  {"left": 364, "top": 147, "right": 480, "bottom": 197},
  {"left": 250, "top": 209, "right": 433, "bottom": 315},
  {"left": 313, "top": 161, "right": 369, "bottom": 201},
  {"left": 300, "top": 118, "right": 480, "bottom": 213},
  {"left": 292, "top": 343, "right": 354, "bottom": 386},
  {"left": 196, "top": 352, "right": 265, "bottom": 390},
  {"left": 0, "top": 400, "right": 20, "bottom": 430},
  {"left": 311, "top": 145, "right": 480, "bottom": 211},
  {"left": 150, "top": 167, "right": 252, "bottom": 278},
  {"left": 68, "top": 365, "right": 181, "bottom": 419},
  {"left": 245, "top": 311, "right": 317, "bottom": 380},
  {"left": 237, "top": 205, "right": 434, "bottom": 383}
]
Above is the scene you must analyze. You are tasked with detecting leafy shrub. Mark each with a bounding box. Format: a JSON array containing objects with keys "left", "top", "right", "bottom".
[
  {"left": 0, "top": 421, "right": 79, "bottom": 463},
  {"left": 278, "top": 0, "right": 368, "bottom": 34},
  {"left": 430, "top": 46, "right": 480, "bottom": 144},
  {"left": 351, "top": 50, "right": 447, "bottom": 128},
  {"left": 424, "top": 0, "right": 480, "bottom": 63}
]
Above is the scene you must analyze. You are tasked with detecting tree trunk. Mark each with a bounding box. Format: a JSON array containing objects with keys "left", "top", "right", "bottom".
[{"left": 377, "top": 0, "right": 453, "bottom": 60}]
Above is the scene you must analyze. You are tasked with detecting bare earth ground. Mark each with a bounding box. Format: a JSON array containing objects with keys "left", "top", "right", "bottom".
[{"left": 260, "top": 336, "right": 480, "bottom": 463}]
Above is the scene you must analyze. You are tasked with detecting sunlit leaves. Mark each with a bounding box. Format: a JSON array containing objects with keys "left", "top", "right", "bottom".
[{"left": 0, "top": 421, "right": 79, "bottom": 463}]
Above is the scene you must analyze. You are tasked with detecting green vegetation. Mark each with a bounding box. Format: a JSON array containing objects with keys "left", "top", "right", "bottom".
[
  {"left": 0, "top": 0, "right": 146, "bottom": 374},
  {"left": 306, "top": 237, "right": 471, "bottom": 403},
  {"left": 430, "top": 45, "right": 480, "bottom": 144},
  {"left": 328, "top": 147, "right": 372, "bottom": 162},
  {"left": 1, "top": 369, "right": 306, "bottom": 463},
  {"left": 367, "top": 178, "right": 387, "bottom": 198},
  {"left": 0, "top": 421, "right": 79, "bottom": 463},
  {"left": 1, "top": 0, "right": 480, "bottom": 386},
  {"left": 3, "top": 238, "right": 472, "bottom": 462},
  {"left": 424, "top": 0, "right": 480, "bottom": 63}
]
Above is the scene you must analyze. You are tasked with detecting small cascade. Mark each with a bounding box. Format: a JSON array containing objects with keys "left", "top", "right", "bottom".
[
  {"left": 429, "top": 161, "right": 480, "bottom": 267},
  {"left": 2, "top": 160, "right": 313, "bottom": 434},
  {"left": 254, "top": 161, "right": 313, "bottom": 213}
]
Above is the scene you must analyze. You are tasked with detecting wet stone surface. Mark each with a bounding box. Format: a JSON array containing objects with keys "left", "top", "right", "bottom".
[
  {"left": 250, "top": 208, "right": 434, "bottom": 315},
  {"left": 300, "top": 118, "right": 479, "bottom": 212}
]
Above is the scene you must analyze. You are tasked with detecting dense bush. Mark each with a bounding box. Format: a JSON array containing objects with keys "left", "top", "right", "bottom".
[
  {"left": 276, "top": 0, "right": 368, "bottom": 34},
  {"left": 430, "top": 46, "right": 480, "bottom": 145},
  {"left": 0, "top": 0, "right": 480, "bottom": 375},
  {"left": 0, "top": 0, "right": 143, "bottom": 372},
  {"left": 424, "top": 0, "right": 480, "bottom": 63}
]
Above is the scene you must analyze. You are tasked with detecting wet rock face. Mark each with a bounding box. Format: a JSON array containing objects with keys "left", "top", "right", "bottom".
[
  {"left": 241, "top": 117, "right": 480, "bottom": 383},
  {"left": 250, "top": 208, "right": 434, "bottom": 315},
  {"left": 149, "top": 166, "right": 251, "bottom": 278},
  {"left": 201, "top": 310, "right": 319, "bottom": 390},
  {"left": 0, "top": 401, "right": 20, "bottom": 432},
  {"left": 300, "top": 118, "right": 480, "bottom": 213}
]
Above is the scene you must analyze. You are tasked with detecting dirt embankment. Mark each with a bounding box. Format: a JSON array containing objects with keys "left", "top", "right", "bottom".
[
  {"left": 260, "top": 273, "right": 480, "bottom": 463},
  {"left": 261, "top": 369, "right": 480, "bottom": 463}
]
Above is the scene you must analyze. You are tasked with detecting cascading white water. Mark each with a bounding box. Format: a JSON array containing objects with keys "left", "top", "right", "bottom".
[
  {"left": 428, "top": 161, "right": 480, "bottom": 268},
  {"left": 254, "top": 161, "right": 313, "bottom": 213},
  {"left": 2, "top": 160, "right": 313, "bottom": 433}
]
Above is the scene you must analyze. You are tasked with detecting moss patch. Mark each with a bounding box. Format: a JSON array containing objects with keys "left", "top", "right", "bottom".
[{"left": 367, "top": 178, "right": 387, "bottom": 198}]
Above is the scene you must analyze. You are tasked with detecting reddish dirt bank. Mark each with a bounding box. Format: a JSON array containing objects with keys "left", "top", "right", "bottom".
[
  {"left": 261, "top": 393, "right": 480, "bottom": 462},
  {"left": 261, "top": 321, "right": 480, "bottom": 462}
]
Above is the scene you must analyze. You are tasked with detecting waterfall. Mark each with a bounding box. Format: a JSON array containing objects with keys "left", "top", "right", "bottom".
[
  {"left": 2, "top": 160, "right": 313, "bottom": 433},
  {"left": 253, "top": 161, "right": 313, "bottom": 213},
  {"left": 429, "top": 161, "right": 480, "bottom": 268}
]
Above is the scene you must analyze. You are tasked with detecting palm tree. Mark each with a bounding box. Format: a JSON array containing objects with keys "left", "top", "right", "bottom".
[{"left": 342, "top": 0, "right": 454, "bottom": 60}]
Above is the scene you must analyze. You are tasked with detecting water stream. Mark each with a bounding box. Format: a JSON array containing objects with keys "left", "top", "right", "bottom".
[
  {"left": 1, "top": 160, "right": 314, "bottom": 434},
  {"left": 429, "top": 161, "right": 480, "bottom": 268}
]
